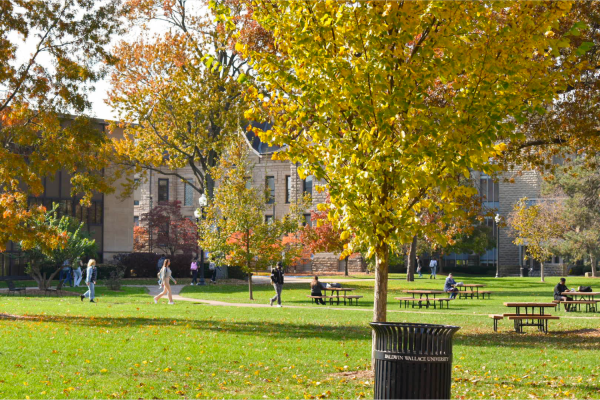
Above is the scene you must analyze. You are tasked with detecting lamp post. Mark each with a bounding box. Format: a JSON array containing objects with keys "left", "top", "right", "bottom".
[
  {"left": 195, "top": 193, "right": 208, "bottom": 286},
  {"left": 495, "top": 213, "right": 501, "bottom": 278}
]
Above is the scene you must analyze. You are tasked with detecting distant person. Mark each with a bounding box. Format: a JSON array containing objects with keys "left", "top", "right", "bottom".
[
  {"left": 429, "top": 258, "right": 437, "bottom": 279},
  {"left": 157, "top": 255, "right": 166, "bottom": 288},
  {"left": 444, "top": 273, "right": 459, "bottom": 299},
  {"left": 73, "top": 258, "right": 83, "bottom": 287},
  {"left": 81, "top": 259, "right": 97, "bottom": 303},
  {"left": 209, "top": 262, "right": 219, "bottom": 284},
  {"left": 154, "top": 259, "right": 177, "bottom": 305},
  {"left": 310, "top": 276, "right": 326, "bottom": 305},
  {"left": 554, "top": 277, "right": 573, "bottom": 311},
  {"left": 416, "top": 256, "right": 423, "bottom": 278},
  {"left": 190, "top": 257, "right": 199, "bottom": 285},
  {"left": 63, "top": 259, "right": 74, "bottom": 287},
  {"left": 269, "top": 261, "right": 284, "bottom": 307}
]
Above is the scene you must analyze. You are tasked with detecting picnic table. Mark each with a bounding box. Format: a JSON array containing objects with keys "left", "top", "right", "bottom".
[
  {"left": 502, "top": 302, "right": 559, "bottom": 333},
  {"left": 322, "top": 287, "right": 360, "bottom": 305},
  {"left": 560, "top": 291, "right": 600, "bottom": 313},
  {"left": 456, "top": 284, "right": 488, "bottom": 299},
  {"left": 399, "top": 290, "right": 448, "bottom": 309}
]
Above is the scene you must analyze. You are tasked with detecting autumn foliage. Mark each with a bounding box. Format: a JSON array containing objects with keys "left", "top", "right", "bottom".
[{"left": 139, "top": 201, "right": 198, "bottom": 257}]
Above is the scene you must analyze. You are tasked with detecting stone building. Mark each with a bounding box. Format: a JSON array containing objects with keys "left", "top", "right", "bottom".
[
  {"left": 1, "top": 119, "right": 134, "bottom": 279},
  {"left": 133, "top": 126, "right": 367, "bottom": 274},
  {"left": 443, "top": 169, "right": 565, "bottom": 277}
]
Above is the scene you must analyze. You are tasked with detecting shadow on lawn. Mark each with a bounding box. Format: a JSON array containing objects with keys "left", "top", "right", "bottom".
[
  {"left": 13, "top": 313, "right": 371, "bottom": 342},
  {"left": 456, "top": 331, "right": 600, "bottom": 350}
]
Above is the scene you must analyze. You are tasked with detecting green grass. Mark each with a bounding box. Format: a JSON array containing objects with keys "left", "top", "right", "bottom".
[{"left": 1, "top": 276, "right": 599, "bottom": 399}]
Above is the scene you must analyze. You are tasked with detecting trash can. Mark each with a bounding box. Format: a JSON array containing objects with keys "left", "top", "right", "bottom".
[{"left": 370, "top": 322, "right": 460, "bottom": 399}]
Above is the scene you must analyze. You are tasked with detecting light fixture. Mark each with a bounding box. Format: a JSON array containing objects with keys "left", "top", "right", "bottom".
[
  {"left": 194, "top": 209, "right": 201, "bottom": 219},
  {"left": 198, "top": 193, "right": 208, "bottom": 207},
  {"left": 495, "top": 213, "right": 501, "bottom": 224}
]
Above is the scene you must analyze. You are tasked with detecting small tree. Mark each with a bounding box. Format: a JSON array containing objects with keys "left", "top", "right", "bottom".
[
  {"left": 24, "top": 207, "right": 97, "bottom": 290},
  {"left": 199, "top": 141, "right": 306, "bottom": 299},
  {"left": 133, "top": 226, "right": 150, "bottom": 252},
  {"left": 509, "top": 198, "right": 564, "bottom": 282},
  {"left": 299, "top": 195, "right": 351, "bottom": 275},
  {"left": 140, "top": 201, "right": 197, "bottom": 257}
]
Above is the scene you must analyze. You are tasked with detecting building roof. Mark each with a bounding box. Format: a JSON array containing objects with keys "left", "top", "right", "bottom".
[{"left": 243, "top": 121, "right": 283, "bottom": 156}]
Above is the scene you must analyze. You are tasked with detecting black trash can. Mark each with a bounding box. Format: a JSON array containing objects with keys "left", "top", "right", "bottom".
[{"left": 370, "top": 322, "right": 460, "bottom": 399}]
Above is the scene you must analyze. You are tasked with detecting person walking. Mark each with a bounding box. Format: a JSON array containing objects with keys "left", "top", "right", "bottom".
[
  {"left": 310, "top": 276, "right": 326, "bottom": 305},
  {"left": 81, "top": 259, "right": 97, "bottom": 303},
  {"left": 157, "top": 255, "right": 166, "bottom": 288},
  {"left": 209, "top": 262, "right": 219, "bottom": 284},
  {"left": 73, "top": 258, "right": 83, "bottom": 287},
  {"left": 190, "top": 257, "right": 199, "bottom": 285},
  {"left": 269, "top": 261, "right": 284, "bottom": 307},
  {"left": 416, "top": 256, "right": 423, "bottom": 278},
  {"left": 429, "top": 257, "right": 437, "bottom": 279},
  {"left": 154, "top": 259, "right": 177, "bottom": 304}
]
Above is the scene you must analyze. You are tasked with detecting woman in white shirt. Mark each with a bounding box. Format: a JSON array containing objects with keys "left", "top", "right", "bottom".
[{"left": 154, "top": 259, "right": 177, "bottom": 304}]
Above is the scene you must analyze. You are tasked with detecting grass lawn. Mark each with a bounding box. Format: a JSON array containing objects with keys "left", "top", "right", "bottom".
[{"left": 1, "top": 276, "right": 599, "bottom": 399}]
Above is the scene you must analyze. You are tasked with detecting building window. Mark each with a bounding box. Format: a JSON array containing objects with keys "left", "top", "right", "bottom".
[
  {"left": 134, "top": 178, "right": 140, "bottom": 206},
  {"left": 303, "top": 175, "right": 313, "bottom": 196},
  {"left": 285, "top": 175, "right": 292, "bottom": 204},
  {"left": 134, "top": 216, "right": 139, "bottom": 226},
  {"left": 480, "top": 174, "right": 499, "bottom": 203},
  {"left": 245, "top": 177, "right": 252, "bottom": 190},
  {"left": 184, "top": 182, "right": 194, "bottom": 206},
  {"left": 303, "top": 213, "right": 312, "bottom": 227},
  {"left": 266, "top": 176, "right": 275, "bottom": 204},
  {"left": 265, "top": 215, "right": 274, "bottom": 224},
  {"left": 158, "top": 179, "right": 169, "bottom": 203}
]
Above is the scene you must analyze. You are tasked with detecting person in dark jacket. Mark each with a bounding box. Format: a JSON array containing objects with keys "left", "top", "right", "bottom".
[
  {"left": 269, "top": 261, "right": 284, "bottom": 307},
  {"left": 554, "top": 278, "right": 573, "bottom": 311},
  {"left": 444, "top": 273, "right": 459, "bottom": 299},
  {"left": 310, "top": 276, "right": 326, "bottom": 305},
  {"left": 416, "top": 256, "right": 423, "bottom": 278}
]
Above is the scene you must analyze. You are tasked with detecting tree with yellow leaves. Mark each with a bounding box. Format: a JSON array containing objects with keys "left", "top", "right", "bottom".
[
  {"left": 232, "top": 1, "right": 587, "bottom": 326},
  {"left": 199, "top": 141, "right": 307, "bottom": 299}
]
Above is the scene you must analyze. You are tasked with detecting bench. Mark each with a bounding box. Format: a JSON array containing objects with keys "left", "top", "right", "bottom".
[
  {"left": 45, "top": 280, "right": 64, "bottom": 297},
  {"left": 395, "top": 297, "right": 418, "bottom": 309},
  {"left": 507, "top": 315, "right": 560, "bottom": 334},
  {"left": 307, "top": 295, "right": 335, "bottom": 304},
  {"left": 479, "top": 291, "right": 492, "bottom": 299},
  {"left": 458, "top": 290, "right": 477, "bottom": 299},
  {"left": 555, "top": 300, "right": 598, "bottom": 313},
  {"left": 7, "top": 280, "right": 27, "bottom": 296},
  {"left": 435, "top": 298, "right": 454, "bottom": 309},
  {"left": 489, "top": 314, "right": 503, "bottom": 332},
  {"left": 340, "top": 295, "right": 363, "bottom": 305}
]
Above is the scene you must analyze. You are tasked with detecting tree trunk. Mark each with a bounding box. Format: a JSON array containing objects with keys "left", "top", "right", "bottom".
[
  {"left": 540, "top": 262, "right": 545, "bottom": 283},
  {"left": 406, "top": 235, "right": 417, "bottom": 282},
  {"left": 372, "top": 242, "right": 390, "bottom": 369},
  {"left": 344, "top": 255, "right": 349, "bottom": 276},
  {"left": 247, "top": 231, "right": 253, "bottom": 300},
  {"left": 591, "top": 256, "right": 597, "bottom": 278},
  {"left": 438, "top": 252, "right": 444, "bottom": 275}
]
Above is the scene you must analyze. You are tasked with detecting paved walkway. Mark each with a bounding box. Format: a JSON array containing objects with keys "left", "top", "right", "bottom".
[{"left": 142, "top": 284, "right": 600, "bottom": 319}]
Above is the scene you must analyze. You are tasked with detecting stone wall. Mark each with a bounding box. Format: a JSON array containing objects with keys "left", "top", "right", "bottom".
[
  {"left": 529, "top": 263, "right": 568, "bottom": 277},
  {"left": 497, "top": 169, "right": 542, "bottom": 276}
]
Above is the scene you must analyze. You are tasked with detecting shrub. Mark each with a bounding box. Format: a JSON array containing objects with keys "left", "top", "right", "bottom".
[
  {"left": 95, "top": 264, "right": 121, "bottom": 280},
  {"left": 116, "top": 253, "right": 162, "bottom": 278},
  {"left": 228, "top": 265, "right": 247, "bottom": 280},
  {"left": 106, "top": 267, "right": 125, "bottom": 290}
]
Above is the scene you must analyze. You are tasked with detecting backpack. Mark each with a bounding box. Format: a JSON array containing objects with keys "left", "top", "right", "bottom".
[
  {"left": 578, "top": 286, "right": 592, "bottom": 292},
  {"left": 327, "top": 283, "right": 342, "bottom": 288}
]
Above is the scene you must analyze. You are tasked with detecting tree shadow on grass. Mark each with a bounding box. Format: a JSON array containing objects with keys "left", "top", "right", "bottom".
[
  {"left": 10, "top": 313, "right": 372, "bottom": 342},
  {"left": 455, "top": 330, "right": 600, "bottom": 350}
]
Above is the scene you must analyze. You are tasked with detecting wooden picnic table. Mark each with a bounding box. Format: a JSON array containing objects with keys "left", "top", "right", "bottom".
[
  {"left": 322, "top": 287, "right": 356, "bottom": 305},
  {"left": 402, "top": 290, "right": 445, "bottom": 309},
  {"left": 457, "top": 284, "right": 486, "bottom": 299},
  {"left": 503, "top": 302, "right": 559, "bottom": 333},
  {"left": 560, "top": 292, "right": 600, "bottom": 312}
]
